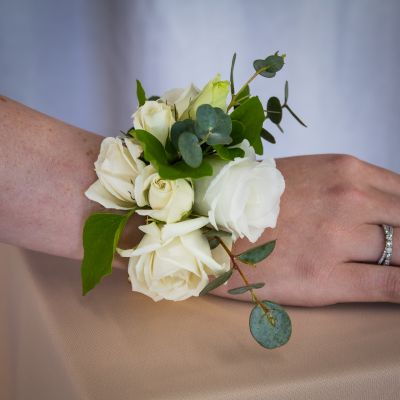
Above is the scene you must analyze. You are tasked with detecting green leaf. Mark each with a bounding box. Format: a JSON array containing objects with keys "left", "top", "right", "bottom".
[
  {"left": 230, "top": 120, "right": 245, "bottom": 146},
  {"left": 237, "top": 240, "right": 276, "bottom": 264},
  {"left": 236, "top": 84, "right": 250, "bottom": 105},
  {"left": 214, "top": 108, "right": 232, "bottom": 136},
  {"left": 253, "top": 53, "right": 285, "bottom": 78},
  {"left": 178, "top": 131, "right": 203, "bottom": 168},
  {"left": 260, "top": 128, "right": 276, "bottom": 144},
  {"left": 158, "top": 160, "right": 213, "bottom": 180},
  {"left": 284, "top": 80, "right": 289, "bottom": 104},
  {"left": 213, "top": 145, "right": 244, "bottom": 160},
  {"left": 230, "top": 97, "right": 265, "bottom": 154},
  {"left": 136, "top": 79, "right": 146, "bottom": 106},
  {"left": 133, "top": 129, "right": 168, "bottom": 166},
  {"left": 195, "top": 104, "right": 217, "bottom": 139},
  {"left": 195, "top": 105, "right": 232, "bottom": 145},
  {"left": 228, "top": 282, "right": 265, "bottom": 295},
  {"left": 206, "top": 132, "right": 232, "bottom": 146},
  {"left": 81, "top": 210, "right": 134, "bottom": 295},
  {"left": 249, "top": 301, "right": 292, "bottom": 349},
  {"left": 208, "top": 237, "right": 220, "bottom": 250},
  {"left": 284, "top": 104, "right": 307, "bottom": 127},
  {"left": 164, "top": 137, "right": 179, "bottom": 163},
  {"left": 230, "top": 52, "right": 236, "bottom": 96},
  {"left": 267, "top": 97, "right": 282, "bottom": 124},
  {"left": 199, "top": 269, "right": 233, "bottom": 295},
  {"left": 171, "top": 119, "right": 195, "bottom": 149},
  {"left": 148, "top": 95, "right": 160, "bottom": 101}
]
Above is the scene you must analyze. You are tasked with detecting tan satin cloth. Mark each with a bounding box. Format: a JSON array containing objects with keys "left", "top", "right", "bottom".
[{"left": 1, "top": 243, "right": 399, "bottom": 400}]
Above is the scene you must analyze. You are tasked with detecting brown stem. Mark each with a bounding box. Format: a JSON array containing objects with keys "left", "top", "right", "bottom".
[{"left": 215, "top": 236, "right": 269, "bottom": 312}]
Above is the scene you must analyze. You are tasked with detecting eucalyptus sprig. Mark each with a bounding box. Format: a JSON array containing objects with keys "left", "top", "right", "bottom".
[{"left": 201, "top": 231, "right": 292, "bottom": 349}]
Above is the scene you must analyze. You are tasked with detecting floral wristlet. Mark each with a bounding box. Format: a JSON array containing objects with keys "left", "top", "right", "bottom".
[{"left": 81, "top": 52, "right": 306, "bottom": 349}]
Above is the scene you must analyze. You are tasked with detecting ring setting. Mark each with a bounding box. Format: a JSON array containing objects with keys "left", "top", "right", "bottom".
[{"left": 378, "top": 224, "right": 394, "bottom": 266}]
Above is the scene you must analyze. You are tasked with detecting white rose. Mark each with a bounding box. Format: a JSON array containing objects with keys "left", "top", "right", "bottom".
[
  {"left": 194, "top": 145, "right": 285, "bottom": 243},
  {"left": 132, "top": 101, "right": 175, "bottom": 146},
  {"left": 117, "top": 217, "right": 231, "bottom": 301},
  {"left": 85, "top": 137, "right": 145, "bottom": 209},
  {"left": 134, "top": 165, "right": 194, "bottom": 223},
  {"left": 161, "top": 83, "right": 199, "bottom": 119}
]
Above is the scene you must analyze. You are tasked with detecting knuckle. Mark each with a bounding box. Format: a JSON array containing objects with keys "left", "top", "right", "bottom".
[{"left": 330, "top": 154, "right": 363, "bottom": 175}]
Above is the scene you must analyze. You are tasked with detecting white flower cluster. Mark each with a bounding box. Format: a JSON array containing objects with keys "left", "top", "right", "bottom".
[{"left": 85, "top": 75, "right": 285, "bottom": 301}]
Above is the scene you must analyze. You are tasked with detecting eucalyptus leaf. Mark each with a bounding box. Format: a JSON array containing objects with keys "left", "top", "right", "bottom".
[
  {"left": 230, "top": 52, "right": 237, "bottom": 96},
  {"left": 136, "top": 79, "right": 146, "bottom": 106},
  {"left": 208, "top": 237, "right": 220, "bottom": 250},
  {"left": 178, "top": 131, "right": 203, "bottom": 168},
  {"left": 228, "top": 282, "right": 265, "bottom": 295},
  {"left": 213, "top": 145, "right": 245, "bottom": 160},
  {"left": 81, "top": 210, "right": 134, "bottom": 295},
  {"left": 267, "top": 97, "right": 282, "bottom": 124},
  {"left": 249, "top": 301, "right": 292, "bottom": 349},
  {"left": 253, "top": 53, "right": 285, "bottom": 78},
  {"left": 199, "top": 269, "right": 233, "bottom": 296},
  {"left": 158, "top": 160, "right": 213, "bottom": 180},
  {"left": 195, "top": 104, "right": 217, "bottom": 138},
  {"left": 206, "top": 132, "right": 233, "bottom": 146},
  {"left": 230, "top": 97, "right": 264, "bottom": 154},
  {"left": 237, "top": 240, "right": 276, "bottom": 264},
  {"left": 284, "top": 80, "right": 289, "bottom": 104},
  {"left": 260, "top": 128, "right": 276, "bottom": 144},
  {"left": 133, "top": 129, "right": 168, "bottom": 166},
  {"left": 148, "top": 95, "right": 160, "bottom": 101},
  {"left": 214, "top": 108, "right": 232, "bottom": 136},
  {"left": 171, "top": 119, "right": 195, "bottom": 149}
]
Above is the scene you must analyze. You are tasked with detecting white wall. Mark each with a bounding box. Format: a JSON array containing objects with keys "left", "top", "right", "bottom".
[{"left": 1, "top": 0, "right": 399, "bottom": 171}]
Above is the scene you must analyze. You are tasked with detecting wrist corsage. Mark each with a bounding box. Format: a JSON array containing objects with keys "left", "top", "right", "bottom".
[{"left": 81, "top": 52, "right": 306, "bottom": 349}]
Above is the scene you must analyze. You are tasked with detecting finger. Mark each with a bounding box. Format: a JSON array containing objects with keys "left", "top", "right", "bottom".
[
  {"left": 323, "top": 262, "right": 400, "bottom": 304},
  {"left": 345, "top": 224, "right": 400, "bottom": 266},
  {"left": 364, "top": 188, "right": 400, "bottom": 226}
]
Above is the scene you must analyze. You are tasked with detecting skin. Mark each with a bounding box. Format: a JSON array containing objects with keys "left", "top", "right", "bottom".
[{"left": 1, "top": 96, "right": 399, "bottom": 306}]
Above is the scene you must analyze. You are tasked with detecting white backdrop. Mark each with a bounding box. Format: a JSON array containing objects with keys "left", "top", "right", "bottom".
[{"left": 1, "top": 0, "right": 399, "bottom": 171}]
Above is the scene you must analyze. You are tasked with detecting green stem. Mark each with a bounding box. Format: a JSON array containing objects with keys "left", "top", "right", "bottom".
[{"left": 227, "top": 65, "right": 270, "bottom": 111}]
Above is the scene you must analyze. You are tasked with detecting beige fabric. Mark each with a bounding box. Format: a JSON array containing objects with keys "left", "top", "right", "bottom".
[{"left": 1, "top": 242, "right": 399, "bottom": 400}]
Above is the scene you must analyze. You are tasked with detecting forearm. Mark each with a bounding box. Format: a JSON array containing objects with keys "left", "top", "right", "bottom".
[{"left": 0, "top": 96, "right": 143, "bottom": 266}]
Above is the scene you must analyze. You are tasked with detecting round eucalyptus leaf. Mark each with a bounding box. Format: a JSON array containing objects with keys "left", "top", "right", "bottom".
[
  {"left": 249, "top": 301, "right": 292, "bottom": 349},
  {"left": 214, "top": 108, "right": 232, "bottom": 136},
  {"left": 171, "top": 119, "right": 195, "bottom": 149},
  {"left": 195, "top": 104, "right": 217, "bottom": 138},
  {"left": 253, "top": 54, "right": 285, "bottom": 78},
  {"left": 267, "top": 97, "right": 282, "bottom": 124},
  {"left": 178, "top": 131, "right": 203, "bottom": 168},
  {"left": 206, "top": 133, "right": 233, "bottom": 146}
]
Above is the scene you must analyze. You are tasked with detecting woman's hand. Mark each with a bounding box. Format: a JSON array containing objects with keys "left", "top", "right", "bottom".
[{"left": 211, "top": 154, "right": 400, "bottom": 306}]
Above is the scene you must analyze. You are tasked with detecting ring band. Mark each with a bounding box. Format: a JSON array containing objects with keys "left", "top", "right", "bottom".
[{"left": 378, "top": 224, "right": 394, "bottom": 266}]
